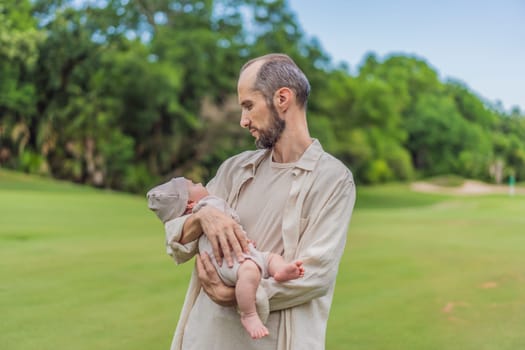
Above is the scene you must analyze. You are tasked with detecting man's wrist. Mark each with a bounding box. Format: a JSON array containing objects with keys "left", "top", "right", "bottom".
[
  {"left": 216, "top": 285, "right": 236, "bottom": 307},
  {"left": 208, "top": 284, "right": 235, "bottom": 306}
]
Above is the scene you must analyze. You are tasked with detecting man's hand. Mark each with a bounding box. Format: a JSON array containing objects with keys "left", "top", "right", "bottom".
[
  {"left": 196, "top": 252, "right": 236, "bottom": 306},
  {"left": 195, "top": 205, "right": 249, "bottom": 267}
]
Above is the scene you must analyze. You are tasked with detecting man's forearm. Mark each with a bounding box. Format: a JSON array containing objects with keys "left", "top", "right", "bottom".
[{"left": 179, "top": 213, "right": 203, "bottom": 244}]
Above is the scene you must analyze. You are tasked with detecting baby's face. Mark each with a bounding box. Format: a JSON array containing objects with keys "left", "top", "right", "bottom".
[{"left": 186, "top": 179, "right": 208, "bottom": 202}]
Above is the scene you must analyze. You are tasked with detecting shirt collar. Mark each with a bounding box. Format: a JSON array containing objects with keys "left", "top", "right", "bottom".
[
  {"left": 240, "top": 139, "right": 323, "bottom": 173},
  {"left": 294, "top": 139, "right": 323, "bottom": 171}
]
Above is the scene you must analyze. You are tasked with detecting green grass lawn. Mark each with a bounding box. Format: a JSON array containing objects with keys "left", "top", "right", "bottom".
[{"left": 1, "top": 169, "right": 525, "bottom": 350}]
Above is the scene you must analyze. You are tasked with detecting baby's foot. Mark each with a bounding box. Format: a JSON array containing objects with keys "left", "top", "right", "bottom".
[
  {"left": 273, "top": 260, "right": 305, "bottom": 282},
  {"left": 241, "top": 312, "right": 269, "bottom": 339}
]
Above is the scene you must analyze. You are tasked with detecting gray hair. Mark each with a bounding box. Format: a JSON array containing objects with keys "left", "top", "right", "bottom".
[{"left": 241, "top": 53, "right": 310, "bottom": 109}]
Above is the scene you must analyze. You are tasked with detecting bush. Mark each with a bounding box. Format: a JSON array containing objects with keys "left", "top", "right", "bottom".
[
  {"left": 19, "top": 149, "right": 47, "bottom": 175},
  {"left": 364, "top": 159, "right": 393, "bottom": 184}
]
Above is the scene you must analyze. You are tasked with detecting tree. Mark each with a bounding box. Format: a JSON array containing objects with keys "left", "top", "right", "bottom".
[
  {"left": 0, "top": 0, "right": 43, "bottom": 171},
  {"left": 2, "top": 0, "right": 524, "bottom": 191}
]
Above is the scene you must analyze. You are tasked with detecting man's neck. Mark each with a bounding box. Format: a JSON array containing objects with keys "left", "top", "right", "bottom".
[{"left": 272, "top": 133, "right": 313, "bottom": 163}]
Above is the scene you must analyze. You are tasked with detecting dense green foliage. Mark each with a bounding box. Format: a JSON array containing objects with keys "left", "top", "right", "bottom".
[
  {"left": 1, "top": 0, "right": 524, "bottom": 192},
  {"left": 2, "top": 169, "right": 525, "bottom": 349}
]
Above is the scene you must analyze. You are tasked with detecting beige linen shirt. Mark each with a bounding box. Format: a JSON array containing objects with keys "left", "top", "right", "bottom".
[{"left": 165, "top": 139, "right": 356, "bottom": 350}]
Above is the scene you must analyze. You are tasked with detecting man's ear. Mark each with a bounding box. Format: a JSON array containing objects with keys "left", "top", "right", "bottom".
[
  {"left": 187, "top": 200, "right": 196, "bottom": 211},
  {"left": 274, "top": 87, "right": 293, "bottom": 113}
]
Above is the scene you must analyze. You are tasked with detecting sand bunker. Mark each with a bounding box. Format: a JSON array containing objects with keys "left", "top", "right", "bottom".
[{"left": 411, "top": 180, "right": 524, "bottom": 195}]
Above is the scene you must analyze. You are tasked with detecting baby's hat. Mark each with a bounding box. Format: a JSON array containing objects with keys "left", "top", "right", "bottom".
[{"left": 147, "top": 177, "right": 188, "bottom": 223}]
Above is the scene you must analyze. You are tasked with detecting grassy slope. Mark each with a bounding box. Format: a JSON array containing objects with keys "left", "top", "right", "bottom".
[
  {"left": 329, "top": 185, "right": 525, "bottom": 350},
  {"left": 1, "top": 170, "right": 524, "bottom": 349},
  {"left": 0, "top": 170, "right": 190, "bottom": 349}
]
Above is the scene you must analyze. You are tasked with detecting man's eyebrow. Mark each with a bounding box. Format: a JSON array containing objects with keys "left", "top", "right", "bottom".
[{"left": 240, "top": 100, "right": 253, "bottom": 107}]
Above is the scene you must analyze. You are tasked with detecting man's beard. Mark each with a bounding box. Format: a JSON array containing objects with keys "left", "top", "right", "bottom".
[{"left": 255, "top": 103, "right": 285, "bottom": 149}]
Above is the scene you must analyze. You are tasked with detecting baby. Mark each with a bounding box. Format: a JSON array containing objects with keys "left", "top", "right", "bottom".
[{"left": 147, "top": 177, "right": 305, "bottom": 339}]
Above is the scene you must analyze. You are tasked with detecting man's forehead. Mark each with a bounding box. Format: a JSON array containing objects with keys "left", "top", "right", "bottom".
[
  {"left": 238, "top": 60, "right": 264, "bottom": 85},
  {"left": 238, "top": 89, "right": 265, "bottom": 105},
  {"left": 237, "top": 72, "right": 254, "bottom": 91},
  {"left": 238, "top": 78, "right": 256, "bottom": 102},
  {"left": 237, "top": 60, "right": 266, "bottom": 103}
]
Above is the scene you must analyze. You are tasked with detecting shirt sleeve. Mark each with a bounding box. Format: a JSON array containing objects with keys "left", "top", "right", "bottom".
[
  {"left": 260, "top": 173, "right": 356, "bottom": 311},
  {"left": 165, "top": 214, "right": 199, "bottom": 264}
]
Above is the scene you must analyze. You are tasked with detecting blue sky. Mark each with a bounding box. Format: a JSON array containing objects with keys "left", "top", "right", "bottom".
[{"left": 287, "top": 0, "right": 524, "bottom": 112}]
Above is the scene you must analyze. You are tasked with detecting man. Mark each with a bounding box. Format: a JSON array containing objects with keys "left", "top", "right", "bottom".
[{"left": 164, "top": 53, "right": 356, "bottom": 350}]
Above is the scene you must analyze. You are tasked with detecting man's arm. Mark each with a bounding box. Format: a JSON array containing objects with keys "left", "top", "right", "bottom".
[
  {"left": 178, "top": 212, "right": 204, "bottom": 244},
  {"left": 193, "top": 172, "right": 356, "bottom": 309},
  {"left": 261, "top": 174, "right": 356, "bottom": 311},
  {"left": 187, "top": 205, "right": 249, "bottom": 267},
  {"left": 196, "top": 252, "right": 236, "bottom": 306},
  {"left": 165, "top": 214, "right": 200, "bottom": 264}
]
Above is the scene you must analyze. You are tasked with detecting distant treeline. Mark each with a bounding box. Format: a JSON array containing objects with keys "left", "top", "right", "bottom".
[{"left": 1, "top": 0, "right": 524, "bottom": 193}]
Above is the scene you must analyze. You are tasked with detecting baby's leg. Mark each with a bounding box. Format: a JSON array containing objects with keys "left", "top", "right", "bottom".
[
  {"left": 267, "top": 254, "right": 305, "bottom": 282},
  {"left": 236, "top": 260, "right": 269, "bottom": 339}
]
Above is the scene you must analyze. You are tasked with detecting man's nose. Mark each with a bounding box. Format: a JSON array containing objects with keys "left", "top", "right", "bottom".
[{"left": 240, "top": 113, "right": 250, "bottom": 128}]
